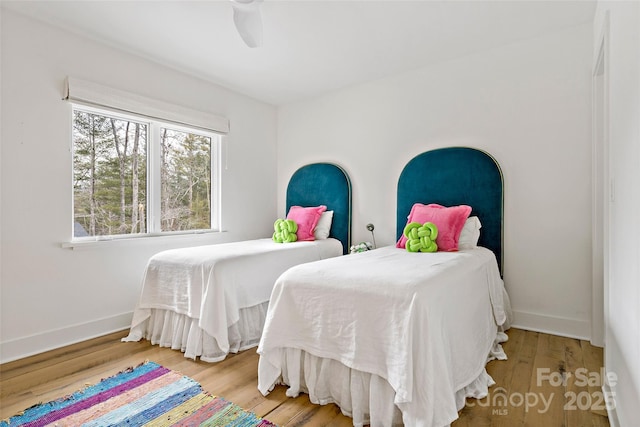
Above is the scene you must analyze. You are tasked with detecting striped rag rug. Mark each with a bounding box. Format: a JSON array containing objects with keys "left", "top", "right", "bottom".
[{"left": 1, "top": 361, "right": 276, "bottom": 427}]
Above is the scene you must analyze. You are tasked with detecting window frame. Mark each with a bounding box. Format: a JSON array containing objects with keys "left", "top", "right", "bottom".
[{"left": 70, "top": 103, "right": 222, "bottom": 243}]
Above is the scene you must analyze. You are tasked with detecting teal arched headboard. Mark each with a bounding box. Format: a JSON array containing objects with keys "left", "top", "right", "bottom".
[
  {"left": 287, "top": 163, "right": 352, "bottom": 255},
  {"left": 396, "top": 147, "right": 504, "bottom": 274}
]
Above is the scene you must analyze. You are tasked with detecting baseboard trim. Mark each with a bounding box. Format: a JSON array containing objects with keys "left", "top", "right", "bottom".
[
  {"left": 510, "top": 310, "right": 591, "bottom": 341},
  {"left": 0, "top": 312, "right": 133, "bottom": 364}
]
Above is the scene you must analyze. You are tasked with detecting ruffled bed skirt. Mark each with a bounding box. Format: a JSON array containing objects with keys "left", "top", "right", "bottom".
[
  {"left": 123, "top": 302, "right": 269, "bottom": 362},
  {"left": 260, "top": 331, "right": 509, "bottom": 427}
]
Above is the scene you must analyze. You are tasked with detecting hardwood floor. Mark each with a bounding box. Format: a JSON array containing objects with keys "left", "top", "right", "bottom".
[{"left": 0, "top": 328, "right": 609, "bottom": 426}]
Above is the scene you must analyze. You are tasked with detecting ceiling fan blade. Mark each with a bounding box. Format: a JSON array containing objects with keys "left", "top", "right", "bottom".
[{"left": 230, "top": 0, "right": 263, "bottom": 48}]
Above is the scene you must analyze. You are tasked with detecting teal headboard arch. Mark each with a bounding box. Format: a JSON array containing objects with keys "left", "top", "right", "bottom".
[
  {"left": 287, "top": 163, "right": 352, "bottom": 255},
  {"left": 396, "top": 147, "right": 504, "bottom": 274}
]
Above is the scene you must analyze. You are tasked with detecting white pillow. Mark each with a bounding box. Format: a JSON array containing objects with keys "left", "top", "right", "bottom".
[
  {"left": 313, "top": 210, "right": 334, "bottom": 240},
  {"left": 458, "top": 216, "right": 481, "bottom": 249}
]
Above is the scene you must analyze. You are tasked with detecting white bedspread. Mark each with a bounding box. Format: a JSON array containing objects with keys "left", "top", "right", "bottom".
[
  {"left": 257, "top": 245, "right": 509, "bottom": 427},
  {"left": 125, "top": 238, "right": 343, "bottom": 356}
]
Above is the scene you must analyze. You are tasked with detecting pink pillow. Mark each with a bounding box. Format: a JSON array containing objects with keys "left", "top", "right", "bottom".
[
  {"left": 287, "top": 205, "right": 327, "bottom": 241},
  {"left": 396, "top": 203, "right": 472, "bottom": 252}
]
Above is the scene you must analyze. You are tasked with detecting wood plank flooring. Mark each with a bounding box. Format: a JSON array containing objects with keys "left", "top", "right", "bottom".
[{"left": 0, "top": 328, "right": 610, "bottom": 426}]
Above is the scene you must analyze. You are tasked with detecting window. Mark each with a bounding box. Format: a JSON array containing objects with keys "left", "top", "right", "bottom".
[{"left": 72, "top": 105, "right": 220, "bottom": 239}]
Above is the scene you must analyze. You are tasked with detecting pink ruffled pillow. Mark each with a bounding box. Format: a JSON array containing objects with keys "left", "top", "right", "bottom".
[
  {"left": 287, "top": 205, "right": 327, "bottom": 241},
  {"left": 396, "top": 203, "right": 472, "bottom": 252}
]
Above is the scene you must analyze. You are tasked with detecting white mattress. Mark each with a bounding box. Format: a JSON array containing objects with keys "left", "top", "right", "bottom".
[
  {"left": 257, "top": 245, "right": 511, "bottom": 427},
  {"left": 123, "top": 238, "right": 343, "bottom": 361}
]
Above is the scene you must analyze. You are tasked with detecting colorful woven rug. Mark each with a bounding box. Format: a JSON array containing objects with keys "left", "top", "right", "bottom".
[{"left": 1, "top": 361, "right": 276, "bottom": 426}]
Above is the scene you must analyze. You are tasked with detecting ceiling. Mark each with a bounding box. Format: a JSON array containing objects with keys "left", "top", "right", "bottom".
[{"left": 2, "top": 0, "right": 596, "bottom": 106}]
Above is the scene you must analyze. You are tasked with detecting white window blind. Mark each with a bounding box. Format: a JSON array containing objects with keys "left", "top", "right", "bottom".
[{"left": 64, "top": 77, "right": 230, "bottom": 134}]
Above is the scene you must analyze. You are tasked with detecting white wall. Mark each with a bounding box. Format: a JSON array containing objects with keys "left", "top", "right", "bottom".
[
  {"left": 277, "top": 23, "right": 594, "bottom": 339},
  {"left": 0, "top": 10, "right": 278, "bottom": 362},
  {"left": 593, "top": 2, "right": 640, "bottom": 426}
]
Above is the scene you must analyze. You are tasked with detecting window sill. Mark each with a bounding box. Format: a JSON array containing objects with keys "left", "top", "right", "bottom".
[{"left": 61, "top": 230, "right": 227, "bottom": 250}]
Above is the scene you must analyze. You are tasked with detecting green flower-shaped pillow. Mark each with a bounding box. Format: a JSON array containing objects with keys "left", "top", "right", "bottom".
[
  {"left": 273, "top": 219, "right": 298, "bottom": 243},
  {"left": 403, "top": 221, "right": 438, "bottom": 253}
]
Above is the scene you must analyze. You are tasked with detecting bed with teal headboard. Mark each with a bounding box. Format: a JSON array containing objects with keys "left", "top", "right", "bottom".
[
  {"left": 123, "top": 162, "right": 352, "bottom": 362},
  {"left": 257, "top": 147, "right": 511, "bottom": 427},
  {"left": 287, "top": 162, "right": 352, "bottom": 254},
  {"left": 397, "top": 146, "right": 503, "bottom": 273}
]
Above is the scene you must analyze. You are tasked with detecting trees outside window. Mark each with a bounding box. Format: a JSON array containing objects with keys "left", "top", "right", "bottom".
[
  {"left": 72, "top": 107, "right": 218, "bottom": 238},
  {"left": 160, "top": 128, "right": 211, "bottom": 232}
]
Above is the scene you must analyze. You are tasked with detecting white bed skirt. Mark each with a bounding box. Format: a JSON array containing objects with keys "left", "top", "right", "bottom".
[
  {"left": 259, "top": 331, "right": 508, "bottom": 427},
  {"left": 123, "top": 302, "right": 269, "bottom": 362}
]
